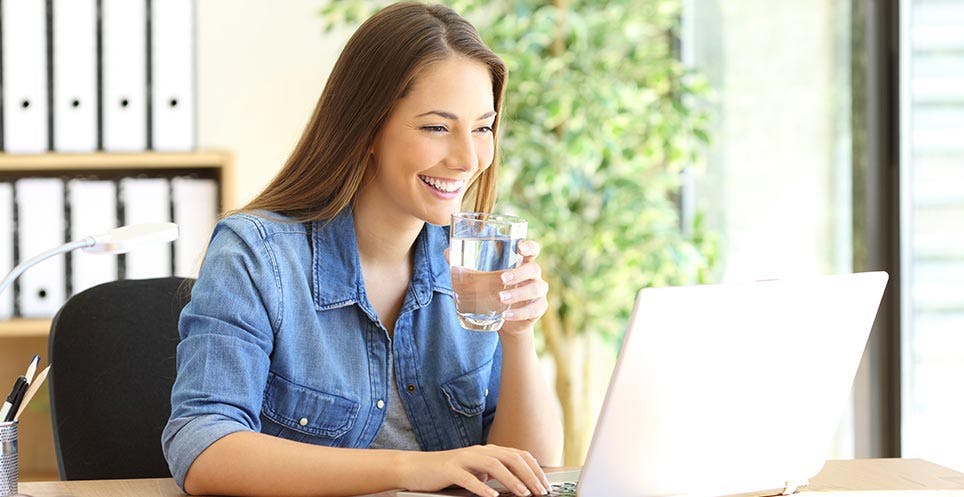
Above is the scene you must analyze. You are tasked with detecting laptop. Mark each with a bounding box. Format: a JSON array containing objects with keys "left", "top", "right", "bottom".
[{"left": 401, "top": 271, "right": 889, "bottom": 497}]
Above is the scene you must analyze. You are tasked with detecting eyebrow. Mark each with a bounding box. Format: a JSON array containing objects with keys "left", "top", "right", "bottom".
[{"left": 416, "top": 110, "right": 497, "bottom": 121}]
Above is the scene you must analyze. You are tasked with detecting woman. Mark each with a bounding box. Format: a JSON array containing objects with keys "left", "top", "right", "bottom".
[{"left": 162, "top": 3, "right": 563, "bottom": 497}]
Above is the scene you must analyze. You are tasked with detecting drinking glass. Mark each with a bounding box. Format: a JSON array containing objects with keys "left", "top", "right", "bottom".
[{"left": 450, "top": 212, "right": 527, "bottom": 331}]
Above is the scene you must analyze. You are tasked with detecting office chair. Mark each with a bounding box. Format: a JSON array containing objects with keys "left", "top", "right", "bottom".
[{"left": 48, "top": 277, "right": 193, "bottom": 480}]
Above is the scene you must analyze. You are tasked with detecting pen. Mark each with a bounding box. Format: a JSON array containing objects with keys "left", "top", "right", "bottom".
[
  {"left": 0, "top": 376, "right": 27, "bottom": 422},
  {"left": 24, "top": 354, "right": 40, "bottom": 385},
  {"left": 15, "top": 364, "right": 51, "bottom": 421}
]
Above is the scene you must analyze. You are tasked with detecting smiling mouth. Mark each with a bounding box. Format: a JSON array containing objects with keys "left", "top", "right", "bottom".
[{"left": 419, "top": 175, "right": 466, "bottom": 193}]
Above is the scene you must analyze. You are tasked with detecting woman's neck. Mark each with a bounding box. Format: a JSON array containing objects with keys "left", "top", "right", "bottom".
[{"left": 352, "top": 201, "right": 423, "bottom": 267}]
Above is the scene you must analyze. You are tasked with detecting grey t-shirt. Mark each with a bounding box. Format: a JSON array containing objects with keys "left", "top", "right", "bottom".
[{"left": 369, "top": 348, "right": 420, "bottom": 450}]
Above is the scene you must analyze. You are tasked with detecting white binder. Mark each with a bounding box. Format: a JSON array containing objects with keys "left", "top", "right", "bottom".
[
  {"left": 1, "top": 0, "right": 48, "bottom": 153},
  {"left": 16, "top": 178, "right": 66, "bottom": 317},
  {"left": 68, "top": 180, "right": 118, "bottom": 294},
  {"left": 151, "top": 0, "right": 196, "bottom": 151},
  {"left": 0, "top": 183, "right": 13, "bottom": 318},
  {"left": 102, "top": 0, "right": 147, "bottom": 151},
  {"left": 52, "top": 0, "right": 98, "bottom": 152},
  {"left": 120, "top": 177, "right": 171, "bottom": 278},
  {"left": 171, "top": 177, "right": 218, "bottom": 278}
]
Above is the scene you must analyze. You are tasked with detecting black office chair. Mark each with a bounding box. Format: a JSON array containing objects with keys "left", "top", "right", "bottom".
[{"left": 48, "top": 277, "right": 193, "bottom": 480}]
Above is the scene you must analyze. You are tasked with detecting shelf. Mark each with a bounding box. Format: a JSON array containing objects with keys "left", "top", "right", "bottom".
[
  {"left": 0, "top": 150, "right": 236, "bottom": 208},
  {"left": 0, "top": 319, "right": 52, "bottom": 338},
  {"left": 0, "top": 150, "right": 229, "bottom": 170}
]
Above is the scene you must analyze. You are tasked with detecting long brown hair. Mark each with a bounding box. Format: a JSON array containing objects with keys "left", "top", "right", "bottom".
[{"left": 241, "top": 2, "right": 507, "bottom": 221}]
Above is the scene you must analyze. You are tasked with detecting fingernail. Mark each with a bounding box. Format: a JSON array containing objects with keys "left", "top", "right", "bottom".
[
  {"left": 499, "top": 290, "right": 512, "bottom": 303},
  {"left": 522, "top": 241, "right": 534, "bottom": 255},
  {"left": 501, "top": 272, "right": 514, "bottom": 284},
  {"left": 518, "top": 485, "right": 530, "bottom": 496},
  {"left": 503, "top": 310, "right": 515, "bottom": 319}
]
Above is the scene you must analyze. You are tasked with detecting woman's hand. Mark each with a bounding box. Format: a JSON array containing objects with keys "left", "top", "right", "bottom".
[
  {"left": 396, "top": 444, "right": 550, "bottom": 497},
  {"left": 498, "top": 240, "right": 549, "bottom": 336}
]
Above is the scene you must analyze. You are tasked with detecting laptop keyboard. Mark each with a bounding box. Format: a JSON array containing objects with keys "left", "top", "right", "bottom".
[{"left": 496, "top": 482, "right": 577, "bottom": 497}]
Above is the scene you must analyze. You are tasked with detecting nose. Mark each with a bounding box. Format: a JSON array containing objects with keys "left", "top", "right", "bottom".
[{"left": 445, "top": 131, "right": 477, "bottom": 173}]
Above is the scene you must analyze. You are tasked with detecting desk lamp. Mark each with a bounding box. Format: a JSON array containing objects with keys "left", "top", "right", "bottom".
[{"left": 0, "top": 222, "right": 180, "bottom": 296}]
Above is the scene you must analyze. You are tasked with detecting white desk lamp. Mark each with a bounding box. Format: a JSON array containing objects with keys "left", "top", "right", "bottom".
[{"left": 0, "top": 222, "right": 180, "bottom": 297}]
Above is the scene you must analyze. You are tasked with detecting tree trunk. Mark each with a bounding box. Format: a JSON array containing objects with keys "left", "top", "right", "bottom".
[
  {"left": 554, "top": 334, "right": 592, "bottom": 465},
  {"left": 540, "top": 293, "right": 589, "bottom": 465}
]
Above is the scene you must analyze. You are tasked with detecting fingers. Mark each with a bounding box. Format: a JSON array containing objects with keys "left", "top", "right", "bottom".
[
  {"left": 499, "top": 279, "right": 548, "bottom": 307},
  {"left": 497, "top": 240, "right": 548, "bottom": 333},
  {"left": 454, "top": 471, "right": 501, "bottom": 497},
  {"left": 500, "top": 261, "right": 541, "bottom": 287},
  {"left": 497, "top": 450, "right": 550, "bottom": 496},
  {"left": 450, "top": 446, "right": 548, "bottom": 497},
  {"left": 502, "top": 298, "right": 549, "bottom": 322},
  {"left": 477, "top": 455, "right": 533, "bottom": 496},
  {"left": 499, "top": 240, "right": 540, "bottom": 286},
  {"left": 499, "top": 260, "right": 547, "bottom": 319}
]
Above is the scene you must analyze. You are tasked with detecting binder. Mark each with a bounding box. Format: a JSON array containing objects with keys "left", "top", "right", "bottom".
[
  {"left": 102, "top": 0, "right": 147, "bottom": 151},
  {"left": 1, "top": 0, "right": 48, "bottom": 153},
  {"left": 171, "top": 177, "right": 217, "bottom": 278},
  {"left": 120, "top": 177, "right": 171, "bottom": 279},
  {"left": 151, "top": 0, "right": 196, "bottom": 151},
  {"left": 16, "top": 178, "right": 66, "bottom": 317},
  {"left": 68, "top": 180, "right": 118, "bottom": 294},
  {"left": 52, "top": 0, "right": 98, "bottom": 152},
  {"left": 0, "top": 183, "right": 13, "bottom": 319}
]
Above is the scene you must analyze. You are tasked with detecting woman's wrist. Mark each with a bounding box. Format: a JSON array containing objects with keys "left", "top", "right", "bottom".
[{"left": 498, "top": 326, "right": 536, "bottom": 348}]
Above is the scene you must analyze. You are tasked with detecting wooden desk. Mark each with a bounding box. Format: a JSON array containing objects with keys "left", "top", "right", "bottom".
[{"left": 17, "top": 459, "right": 964, "bottom": 497}]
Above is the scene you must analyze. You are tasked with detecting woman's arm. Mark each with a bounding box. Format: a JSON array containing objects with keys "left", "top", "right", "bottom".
[
  {"left": 486, "top": 333, "right": 564, "bottom": 466},
  {"left": 185, "top": 431, "right": 550, "bottom": 497},
  {"left": 484, "top": 240, "right": 564, "bottom": 466}
]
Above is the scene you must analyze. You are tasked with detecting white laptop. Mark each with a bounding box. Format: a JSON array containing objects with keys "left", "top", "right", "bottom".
[{"left": 402, "top": 271, "right": 889, "bottom": 497}]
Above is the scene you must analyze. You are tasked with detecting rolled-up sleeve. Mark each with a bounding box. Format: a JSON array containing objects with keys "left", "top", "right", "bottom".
[{"left": 162, "top": 216, "right": 281, "bottom": 489}]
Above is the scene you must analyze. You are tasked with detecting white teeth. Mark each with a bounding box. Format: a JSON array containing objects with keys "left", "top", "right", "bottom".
[{"left": 419, "top": 175, "right": 465, "bottom": 193}]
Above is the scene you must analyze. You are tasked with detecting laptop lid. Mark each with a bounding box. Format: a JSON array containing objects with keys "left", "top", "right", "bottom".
[{"left": 578, "top": 271, "right": 888, "bottom": 497}]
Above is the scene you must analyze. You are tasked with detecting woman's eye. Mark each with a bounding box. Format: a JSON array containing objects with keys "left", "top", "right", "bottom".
[
  {"left": 421, "top": 125, "right": 447, "bottom": 133},
  {"left": 475, "top": 126, "right": 494, "bottom": 134}
]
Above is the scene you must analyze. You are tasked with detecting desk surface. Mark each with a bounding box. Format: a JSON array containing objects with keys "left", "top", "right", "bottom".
[{"left": 18, "top": 458, "right": 964, "bottom": 497}]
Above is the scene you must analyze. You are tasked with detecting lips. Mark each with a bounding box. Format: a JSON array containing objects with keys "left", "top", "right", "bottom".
[{"left": 418, "top": 175, "right": 466, "bottom": 193}]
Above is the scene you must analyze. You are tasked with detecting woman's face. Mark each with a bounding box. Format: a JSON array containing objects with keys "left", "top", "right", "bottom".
[{"left": 365, "top": 56, "right": 496, "bottom": 227}]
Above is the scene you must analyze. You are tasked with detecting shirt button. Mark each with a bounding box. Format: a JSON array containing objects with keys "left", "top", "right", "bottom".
[
  {"left": 484, "top": 388, "right": 489, "bottom": 397},
  {"left": 376, "top": 399, "right": 385, "bottom": 409},
  {"left": 299, "top": 417, "right": 308, "bottom": 426},
  {"left": 406, "top": 384, "right": 416, "bottom": 392}
]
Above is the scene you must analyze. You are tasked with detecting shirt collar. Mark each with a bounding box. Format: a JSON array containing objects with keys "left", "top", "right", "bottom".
[{"left": 311, "top": 206, "right": 452, "bottom": 313}]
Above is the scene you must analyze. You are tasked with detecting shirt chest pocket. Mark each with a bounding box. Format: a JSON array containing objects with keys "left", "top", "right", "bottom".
[
  {"left": 261, "top": 371, "right": 360, "bottom": 446},
  {"left": 440, "top": 361, "right": 492, "bottom": 445}
]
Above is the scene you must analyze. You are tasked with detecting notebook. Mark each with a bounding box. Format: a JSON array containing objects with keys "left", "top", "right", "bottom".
[{"left": 400, "top": 271, "right": 889, "bottom": 497}]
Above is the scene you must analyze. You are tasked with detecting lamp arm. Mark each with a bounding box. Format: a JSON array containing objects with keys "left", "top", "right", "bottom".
[{"left": 0, "top": 237, "right": 95, "bottom": 297}]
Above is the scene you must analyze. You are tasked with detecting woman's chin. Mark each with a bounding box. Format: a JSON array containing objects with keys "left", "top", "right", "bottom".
[{"left": 424, "top": 206, "right": 461, "bottom": 226}]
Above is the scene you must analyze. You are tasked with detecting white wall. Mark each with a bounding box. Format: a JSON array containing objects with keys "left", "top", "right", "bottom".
[{"left": 196, "top": 1, "right": 349, "bottom": 209}]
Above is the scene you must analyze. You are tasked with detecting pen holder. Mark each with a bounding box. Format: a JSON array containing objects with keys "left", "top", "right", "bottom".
[{"left": 0, "top": 421, "right": 16, "bottom": 497}]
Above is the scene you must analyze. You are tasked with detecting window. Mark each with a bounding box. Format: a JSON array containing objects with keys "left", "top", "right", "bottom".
[
  {"left": 683, "top": 0, "right": 857, "bottom": 458},
  {"left": 899, "top": 0, "right": 964, "bottom": 471}
]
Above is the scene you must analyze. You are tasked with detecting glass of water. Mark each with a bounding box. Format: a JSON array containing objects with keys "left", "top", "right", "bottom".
[{"left": 450, "top": 212, "right": 528, "bottom": 331}]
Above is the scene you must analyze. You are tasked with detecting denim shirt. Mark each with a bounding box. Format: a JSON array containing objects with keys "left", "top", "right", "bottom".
[{"left": 161, "top": 207, "right": 502, "bottom": 489}]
